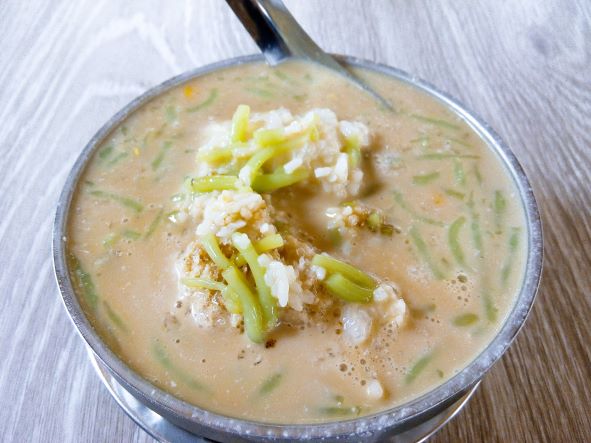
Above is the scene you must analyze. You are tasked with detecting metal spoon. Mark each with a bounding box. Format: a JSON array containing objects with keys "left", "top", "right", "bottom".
[{"left": 225, "top": 0, "right": 393, "bottom": 110}]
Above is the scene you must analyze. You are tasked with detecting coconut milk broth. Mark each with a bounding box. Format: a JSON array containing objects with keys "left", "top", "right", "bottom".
[{"left": 67, "top": 61, "right": 526, "bottom": 423}]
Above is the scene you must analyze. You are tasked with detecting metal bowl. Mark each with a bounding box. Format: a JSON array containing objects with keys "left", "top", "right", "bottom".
[{"left": 53, "top": 54, "right": 543, "bottom": 442}]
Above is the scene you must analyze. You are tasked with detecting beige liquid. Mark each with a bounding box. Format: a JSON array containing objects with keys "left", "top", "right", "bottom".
[{"left": 67, "top": 61, "right": 526, "bottom": 424}]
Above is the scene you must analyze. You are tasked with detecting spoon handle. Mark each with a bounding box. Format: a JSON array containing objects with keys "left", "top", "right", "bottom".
[{"left": 226, "top": 0, "right": 341, "bottom": 69}]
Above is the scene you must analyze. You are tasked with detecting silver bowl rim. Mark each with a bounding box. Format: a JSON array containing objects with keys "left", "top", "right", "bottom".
[{"left": 52, "top": 53, "right": 543, "bottom": 439}]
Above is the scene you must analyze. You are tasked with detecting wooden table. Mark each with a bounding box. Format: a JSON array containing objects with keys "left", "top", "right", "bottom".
[{"left": 1, "top": 0, "right": 589, "bottom": 441}]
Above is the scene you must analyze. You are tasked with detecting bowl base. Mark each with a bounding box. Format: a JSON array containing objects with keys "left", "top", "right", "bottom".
[{"left": 88, "top": 348, "right": 479, "bottom": 442}]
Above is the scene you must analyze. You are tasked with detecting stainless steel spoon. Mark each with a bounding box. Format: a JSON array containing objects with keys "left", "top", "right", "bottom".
[{"left": 225, "top": 0, "right": 393, "bottom": 110}]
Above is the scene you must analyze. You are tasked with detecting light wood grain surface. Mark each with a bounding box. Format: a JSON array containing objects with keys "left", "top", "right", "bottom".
[{"left": 1, "top": 0, "right": 589, "bottom": 441}]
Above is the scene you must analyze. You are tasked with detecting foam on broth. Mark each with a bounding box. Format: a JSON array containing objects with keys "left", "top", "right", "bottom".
[{"left": 67, "top": 61, "right": 526, "bottom": 424}]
